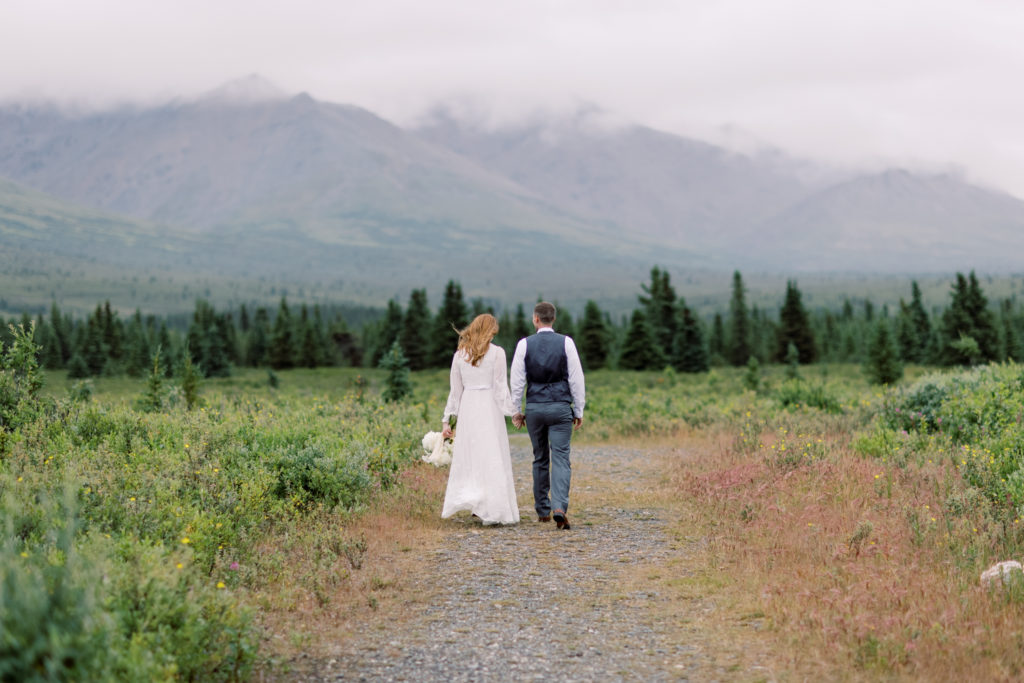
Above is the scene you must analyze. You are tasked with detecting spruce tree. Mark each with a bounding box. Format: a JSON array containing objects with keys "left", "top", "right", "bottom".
[
  {"left": 67, "top": 352, "right": 90, "bottom": 379},
  {"left": 222, "top": 310, "right": 241, "bottom": 366},
  {"left": 247, "top": 307, "right": 270, "bottom": 366},
  {"left": 865, "top": 320, "right": 903, "bottom": 385},
  {"left": 138, "top": 347, "right": 164, "bottom": 413},
  {"left": 430, "top": 280, "right": 469, "bottom": 367},
  {"left": 618, "top": 309, "right": 665, "bottom": 370},
  {"left": 470, "top": 298, "right": 491, "bottom": 317},
  {"left": 841, "top": 299, "right": 854, "bottom": 321},
  {"left": 708, "top": 313, "right": 725, "bottom": 360},
  {"left": 672, "top": 300, "right": 709, "bottom": 373},
  {"left": 864, "top": 299, "right": 875, "bottom": 323},
  {"left": 49, "top": 301, "right": 71, "bottom": 366},
  {"left": 494, "top": 309, "right": 516, "bottom": 356},
  {"left": 156, "top": 323, "right": 174, "bottom": 378},
  {"left": 894, "top": 284, "right": 933, "bottom": 364},
  {"left": 100, "top": 301, "right": 123, "bottom": 364},
  {"left": 188, "top": 300, "right": 230, "bottom": 377},
  {"left": 821, "top": 312, "right": 838, "bottom": 362},
  {"left": 638, "top": 266, "right": 677, "bottom": 351},
  {"left": 400, "top": 289, "right": 431, "bottom": 371},
  {"left": 83, "top": 315, "right": 106, "bottom": 376},
  {"left": 727, "top": 270, "right": 751, "bottom": 366},
  {"left": 313, "top": 305, "right": 331, "bottom": 366},
  {"left": 776, "top": 280, "right": 817, "bottom": 364},
  {"left": 749, "top": 305, "right": 771, "bottom": 362},
  {"left": 297, "top": 304, "right": 320, "bottom": 368},
  {"left": 180, "top": 343, "right": 201, "bottom": 410},
  {"left": 124, "top": 309, "right": 150, "bottom": 377},
  {"left": 268, "top": 297, "right": 295, "bottom": 370},
  {"left": 512, "top": 304, "right": 531, "bottom": 341},
  {"left": 940, "top": 272, "right": 997, "bottom": 366},
  {"left": 555, "top": 305, "right": 576, "bottom": 340},
  {"left": 966, "top": 271, "right": 999, "bottom": 361},
  {"left": 208, "top": 314, "right": 233, "bottom": 377},
  {"left": 895, "top": 300, "right": 917, "bottom": 363},
  {"left": 577, "top": 300, "right": 610, "bottom": 370},
  {"left": 239, "top": 304, "right": 251, "bottom": 334},
  {"left": 329, "top": 315, "right": 363, "bottom": 367},
  {"left": 1001, "top": 299, "right": 1022, "bottom": 362},
  {"left": 380, "top": 340, "right": 412, "bottom": 402},
  {"left": 371, "top": 299, "right": 404, "bottom": 367},
  {"left": 784, "top": 342, "right": 801, "bottom": 380},
  {"left": 35, "top": 314, "right": 61, "bottom": 370},
  {"left": 743, "top": 355, "right": 761, "bottom": 392}
]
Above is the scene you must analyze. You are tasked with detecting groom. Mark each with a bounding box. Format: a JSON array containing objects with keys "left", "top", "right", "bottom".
[{"left": 511, "top": 302, "right": 585, "bottom": 530}]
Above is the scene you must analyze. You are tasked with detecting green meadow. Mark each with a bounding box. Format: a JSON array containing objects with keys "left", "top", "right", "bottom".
[{"left": 7, "top": 319, "right": 1024, "bottom": 678}]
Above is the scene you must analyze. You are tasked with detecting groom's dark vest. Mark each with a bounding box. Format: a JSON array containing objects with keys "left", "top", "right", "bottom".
[{"left": 525, "top": 331, "right": 572, "bottom": 404}]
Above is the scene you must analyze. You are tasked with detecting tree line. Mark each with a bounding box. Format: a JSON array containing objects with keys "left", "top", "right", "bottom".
[{"left": 3, "top": 270, "right": 1020, "bottom": 382}]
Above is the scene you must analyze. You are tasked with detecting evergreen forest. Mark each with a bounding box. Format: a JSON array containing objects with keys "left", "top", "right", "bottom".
[{"left": 7, "top": 268, "right": 1021, "bottom": 385}]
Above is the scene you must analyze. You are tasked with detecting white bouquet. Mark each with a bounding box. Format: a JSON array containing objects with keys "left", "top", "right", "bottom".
[{"left": 421, "top": 430, "right": 453, "bottom": 467}]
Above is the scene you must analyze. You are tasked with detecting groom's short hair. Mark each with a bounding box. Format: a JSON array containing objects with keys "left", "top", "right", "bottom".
[{"left": 534, "top": 302, "right": 556, "bottom": 324}]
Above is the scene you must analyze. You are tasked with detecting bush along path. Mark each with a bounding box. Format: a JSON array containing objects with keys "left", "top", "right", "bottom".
[{"left": 287, "top": 438, "right": 774, "bottom": 681}]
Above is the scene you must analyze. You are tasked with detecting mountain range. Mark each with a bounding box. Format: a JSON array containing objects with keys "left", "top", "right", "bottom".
[{"left": 2, "top": 75, "right": 1023, "bottom": 314}]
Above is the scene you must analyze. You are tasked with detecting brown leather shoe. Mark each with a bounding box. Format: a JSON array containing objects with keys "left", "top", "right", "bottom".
[
  {"left": 537, "top": 516, "right": 551, "bottom": 523},
  {"left": 552, "top": 510, "right": 570, "bottom": 530}
]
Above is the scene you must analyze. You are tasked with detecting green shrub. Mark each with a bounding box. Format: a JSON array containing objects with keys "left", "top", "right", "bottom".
[
  {"left": 0, "top": 487, "right": 257, "bottom": 682},
  {"left": 883, "top": 375, "right": 953, "bottom": 432},
  {"left": 71, "top": 405, "right": 120, "bottom": 448},
  {"left": 0, "top": 323, "right": 48, "bottom": 451},
  {"left": 775, "top": 380, "right": 843, "bottom": 414},
  {"left": 0, "top": 498, "right": 113, "bottom": 682},
  {"left": 872, "top": 364, "right": 1024, "bottom": 511},
  {"left": 272, "top": 444, "right": 371, "bottom": 509}
]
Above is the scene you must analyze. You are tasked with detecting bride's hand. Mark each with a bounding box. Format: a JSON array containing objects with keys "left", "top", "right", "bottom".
[{"left": 442, "top": 424, "right": 453, "bottom": 439}]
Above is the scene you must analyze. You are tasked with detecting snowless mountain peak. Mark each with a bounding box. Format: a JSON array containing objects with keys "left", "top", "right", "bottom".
[{"left": 197, "top": 74, "right": 289, "bottom": 104}]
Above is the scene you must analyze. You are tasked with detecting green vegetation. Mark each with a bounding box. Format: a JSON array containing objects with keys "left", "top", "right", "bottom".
[
  {"left": 3, "top": 328, "right": 444, "bottom": 679},
  {"left": 14, "top": 268, "right": 1024, "bottom": 399},
  {"left": 865, "top": 363, "right": 1024, "bottom": 515},
  {"left": 10, "top": 304, "right": 1024, "bottom": 676},
  {"left": 9, "top": 261, "right": 1024, "bottom": 676}
]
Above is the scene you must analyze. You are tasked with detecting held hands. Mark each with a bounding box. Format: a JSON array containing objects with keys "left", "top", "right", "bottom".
[{"left": 509, "top": 413, "right": 580, "bottom": 430}]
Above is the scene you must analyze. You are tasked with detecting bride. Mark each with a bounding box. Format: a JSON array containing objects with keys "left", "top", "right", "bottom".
[{"left": 440, "top": 313, "right": 520, "bottom": 525}]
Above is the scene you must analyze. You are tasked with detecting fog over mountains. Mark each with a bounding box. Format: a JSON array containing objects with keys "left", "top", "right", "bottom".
[{"left": 2, "top": 75, "right": 1024, "bottom": 310}]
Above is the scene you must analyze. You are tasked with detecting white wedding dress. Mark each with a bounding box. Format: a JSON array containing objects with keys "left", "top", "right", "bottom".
[{"left": 441, "top": 344, "right": 520, "bottom": 525}]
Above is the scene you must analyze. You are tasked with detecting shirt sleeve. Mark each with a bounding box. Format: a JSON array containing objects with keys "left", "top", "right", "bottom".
[
  {"left": 510, "top": 338, "right": 528, "bottom": 412},
  {"left": 442, "top": 351, "right": 463, "bottom": 426},
  {"left": 491, "top": 346, "right": 516, "bottom": 417},
  {"left": 565, "top": 336, "right": 586, "bottom": 418}
]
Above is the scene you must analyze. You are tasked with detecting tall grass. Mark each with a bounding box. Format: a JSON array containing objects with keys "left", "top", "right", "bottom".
[{"left": 662, "top": 362, "right": 1024, "bottom": 678}]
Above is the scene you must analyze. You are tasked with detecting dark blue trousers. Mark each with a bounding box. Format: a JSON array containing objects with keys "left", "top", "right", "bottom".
[{"left": 525, "top": 401, "right": 574, "bottom": 516}]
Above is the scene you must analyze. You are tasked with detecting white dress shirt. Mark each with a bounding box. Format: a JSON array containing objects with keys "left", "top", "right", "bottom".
[{"left": 510, "top": 327, "right": 586, "bottom": 419}]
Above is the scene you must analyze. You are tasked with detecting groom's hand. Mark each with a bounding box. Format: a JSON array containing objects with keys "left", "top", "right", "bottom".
[
  {"left": 512, "top": 413, "right": 525, "bottom": 429},
  {"left": 573, "top": 417, "right": 583, "bottom": 430}
]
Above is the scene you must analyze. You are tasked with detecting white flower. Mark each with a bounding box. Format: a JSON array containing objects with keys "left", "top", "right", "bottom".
[{"left": 421, "top": 430, "right": 453, "bottom": 467}]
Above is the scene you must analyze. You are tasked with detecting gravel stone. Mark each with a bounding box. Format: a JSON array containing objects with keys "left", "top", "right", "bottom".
[{"left": 286, "top": 442, "right": 755, "bottom": 681}]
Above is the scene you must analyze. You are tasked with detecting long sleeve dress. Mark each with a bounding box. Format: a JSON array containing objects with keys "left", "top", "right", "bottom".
[{"left": 441, "top": 344, "right": 520, "bottom": 524}]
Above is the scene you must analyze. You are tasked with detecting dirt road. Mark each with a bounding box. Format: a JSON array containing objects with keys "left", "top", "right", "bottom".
[{"left": 290, "top": 437, "right": 773, "bottom": 681}]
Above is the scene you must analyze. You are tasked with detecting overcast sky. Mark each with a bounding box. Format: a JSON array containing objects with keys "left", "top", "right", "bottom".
[{"left": 3, "top": 0, "right": 1024, "bottom": 197}]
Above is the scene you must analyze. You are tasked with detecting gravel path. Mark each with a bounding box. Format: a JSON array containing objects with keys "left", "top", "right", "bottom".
[{"left": 289, "top": 439, "right": 757, "bottom": 681}]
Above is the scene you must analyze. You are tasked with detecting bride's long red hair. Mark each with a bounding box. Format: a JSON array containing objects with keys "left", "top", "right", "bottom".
[{"left": 458, "top": 314, "right": 499, "bottom": 366}]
